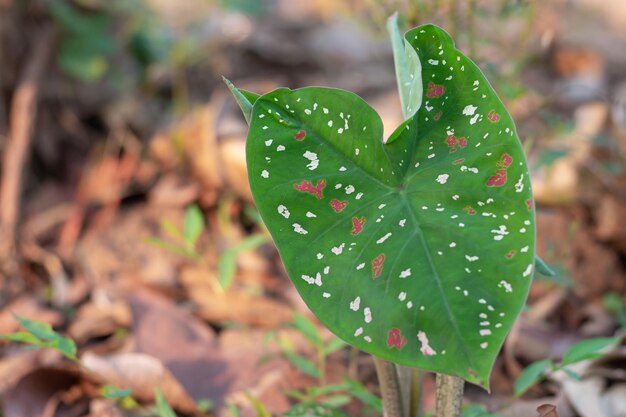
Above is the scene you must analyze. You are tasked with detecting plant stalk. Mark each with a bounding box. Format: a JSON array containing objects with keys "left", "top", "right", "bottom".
[
  {"left": 435, "top": 374, "right": 464, "bottom": 417},
  {"left": 373, "top": 356, "right": 404, "bottom": 417}
]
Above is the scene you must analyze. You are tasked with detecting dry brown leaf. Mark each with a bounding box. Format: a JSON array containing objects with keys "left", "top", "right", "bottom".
[
  {"left": 86, "top": 399, "right": 123, "bottom": 417},
  {"left": 147, "top": 174, "right": 199, "bottom": 208},
  {"left": 0, "top": 350, "right": 61, "bottom": 395},
  {"left": 82, "top": 352, "right": 197, "bottom": 414},
  {"left": 537, "top": 404, "right": 559, "bottom": 417},
  {"left": 500, "top": 395, "right": 574, "bottom": 417},
  {"left": 3, "top": 368, "right": 80, "bottom": 417},
  {"left": 193, "top": 291, "right": 293, "bottom": 328},
  {"left": 68, "top": 301, "right": 132, "bottom": 344},
  {"left": 128, "top": 290, "right": 217, "bottom": 360}
]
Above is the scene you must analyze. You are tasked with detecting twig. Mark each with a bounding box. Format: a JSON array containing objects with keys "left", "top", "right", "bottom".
[
  {"left": 374, "top": 356, "right": 404, "bottom": 417},
  {"left": 0, "top": 25, "right": 55, "bottom": 265},
  {"left": 435, "top": 374, "right": 464, "bottom": 417}
]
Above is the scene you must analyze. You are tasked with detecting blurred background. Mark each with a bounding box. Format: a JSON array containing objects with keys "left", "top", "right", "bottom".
[{"left": 0, "top": 0, "right": 625, "bottom": 416}]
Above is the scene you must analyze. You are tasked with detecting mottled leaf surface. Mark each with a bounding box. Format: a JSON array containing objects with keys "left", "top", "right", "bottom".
[{"left": 244, "top": 24, "right": 535, "bottom": 387}]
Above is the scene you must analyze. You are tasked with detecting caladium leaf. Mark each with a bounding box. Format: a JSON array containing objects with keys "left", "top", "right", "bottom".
[
  {"left": 387, "top": 13, "right": 423, "bottom": 120},
  {"left": 237, "top": 24, "right": 535, "bottom": 388},
  {"left": 223, "top": 76, "right": 260, "bottom": 124}
]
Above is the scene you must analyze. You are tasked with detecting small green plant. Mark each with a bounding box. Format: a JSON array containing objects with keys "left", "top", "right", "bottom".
[
  {"left": 277, "top": 313, "right": 347, "bottom": 384},
  {"left": 259, "top": 314, "right": 380, "bottom": 416},
  {"left": 285, "top": 380, "right": 383, "bottom": 417},
  {"left": 460, "top": 404, "right": 498, "bottom": 417},
  {"left": 0, "top": 316, "right": 192, "bottom": 415},
  {"left": 155, "top": 387, "right": 177, "bottom": 417},
  {"left": 147, "top": 203, "right": 269, "bottom": 290},
  {"left": 218, "top": 234, "right": 270, "bottom": 289},
  {"left": 226, "top": 13, "right": 546, "bottom": 417},
  {"left": 101, "top": 385, "right": 139, "bottom": 409},
  {"left": 146, "top": 204, "right": 206, "bottom": 260},
  {"left": 514, "top": 335, "right": 621, "bottom": 396},
  {"left": 604, "top": 292, "right": 626, "bottom": 328},
  {"left": 0, "top": 313, "right": 78, "bottom": 361}
]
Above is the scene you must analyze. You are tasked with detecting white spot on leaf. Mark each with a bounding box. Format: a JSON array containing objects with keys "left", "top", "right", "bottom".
[
  {"left": 303, "top": 151, "right": 319, "bottom": 170},
  {"left": 436, "top": 174, "right": 449, "bottom": 184},
  {"left": 417, "top": 331, "right": 437, "bottom": 356},
  {"left": 293, "top": 223, "right": 308, "bottom": 235},
  {"left": 399, "top": 269, "right": 412, "bottom": 278},
  {"left": 376, "top": 233, "right": 392, "bottom": 244},
  {"left": 462, "top": 105, "right": 477, "bottom": 116},
  {"left": 364, "top": 307, "right": 372, "bottom": 323},
  {"left": 331, "top": 243, "right": 345, "bottom": 255},
  {"left": 277, "top": 205, "right": 290, "bottom": 218},
  {"left": 350, "top": 296, "right": 361, "bottom": 311}
]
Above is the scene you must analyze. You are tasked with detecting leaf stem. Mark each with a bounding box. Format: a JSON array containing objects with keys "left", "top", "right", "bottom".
[
  {"left": 373, "top": 356, "right": 404, "bottom": 417},
  {"left": 435, "top": 374, "right": 464, "bottom": 417}
]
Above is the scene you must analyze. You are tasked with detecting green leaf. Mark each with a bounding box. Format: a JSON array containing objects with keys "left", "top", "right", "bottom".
[
  {"left": 561, "top": 367, "right": 581, "bottom": 381},
  {"left": 320, "top": 394, "right": 351, "bottom": 408},
  {"left": 306, "top": 384, "right": 350, "bottom": 397},
  {"left": 0, "top": 331, "right": 43, "bottom": 346},
  {"left": 291, "top": 313, "right": 323, "bottom": 346},
  {"left": 224, "top": 77, "right": 260, "bottom": 124},
  {"left": 514, "top": 359, "right": 552, "bottom": 396},
  {"left": 101, "top": 385, "right": 132, "bottom": 399},
  {"left": 160, "top": 219, "right": 185, "bottom": 243},
  {"left": 245, "top": 393, "right": 272, "bottom": 417},
  {"left": 242, "top": 24, "right": 535, "bottom": 388},
  {"left": 284, "top": 352, "right": 321, "bottom": 378},
  {"left": 561, "top": 337, "right": 620, "bottom": 366},
  {"left": 12, "top": 315, "right": 77, "bottom": 360},
  {"left": 284, "top": 403, "right": 350, "bottom": 417},
  {"left": 218, "top": 234, "right": 269, "bottom": 289},
  {"left": 534, "top": 256, "right": 555, "bottom": 277},
  {"left": 144, "top": 237, "right": 194, "bottom": 258},
  {"left": 461, "top": 404, "right": 498, "bottom": 417},
  {"left": 324, "top": 337, "right": 348, "bottom": 355},
  {"left": 155, "top": 387, "right": 177, "bottom": 417},
  {"left": 387, "top": 13, "right": 423, "bottom": 121},
  {"left": 227, "top": 403, "right": 242, "bottom": 417},
  {"left": 196, "top": 398, "right": 214, "bottom": 412},
  {"left": 183, "top": 205, "right": 205, "bottom": 247},
  {"left": 344, "top": 379, "right": 383, "bottom": 412}
]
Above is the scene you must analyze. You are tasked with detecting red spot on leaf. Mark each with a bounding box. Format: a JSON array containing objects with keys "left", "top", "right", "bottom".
[
  {"left": 434, "top": 111, "right": 443, "bottom": 120},
  {"left": 487, "top": 110, "right": 500, "bottom": 123},
  {"left": 486, "top": 169, "right": 508, "bottom": 187},
  {"left": 506, "top": 250, "right": 516, "bottom": 259},
  {"left": 371, "top": 254, "right": 385, "bottom": 279},
  {"left": 351, "top": 216, "right": 366, "bottom": 235},
  {"left": 526, "top": 199, "right": 533, "bottom": 211},
  {"left": 294, "top": 179, "right": 326, "bottom": 200},
  {"left": 464, "top": 206, "right": 476, "bottom": 215},
  {"left": 426, "top": 82, "right": 446, "bottom": 98},
  {"left": 330, "top": 199, "right": 347, "bottom": 213},
  {"left": 446, "top": 135, "right": 457, "bottom": 147},
  {"left": 450, "top": 147, "right": 457, "bottom": 153},
  {"left": 294, "top": 130, "right": 306, "bottom": 140},
  {"left": 387, "top": 328, "right": 407, "bottom": 350},
  {"left": 498, "top": 153, "right": 513, "bottom": 169},
  {"left": 458, "top": 137, "right": 467, "bottom": 148},
  {"left": 487, "top": 153, "right": 513, "bottom": 187},
  {"left": 453, "top": 158, "right": 465, "bottom": 165}
]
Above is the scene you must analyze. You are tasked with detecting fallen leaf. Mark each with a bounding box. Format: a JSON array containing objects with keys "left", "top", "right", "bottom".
[
  {"left": 537, "top": 404, "right": 559, "bottom": 417},
  {"left": 3, "top": 368, "right": 80, "bottom": 417},
  {"left": 81, "top": 352, "right": 197, "bottom": 414}
]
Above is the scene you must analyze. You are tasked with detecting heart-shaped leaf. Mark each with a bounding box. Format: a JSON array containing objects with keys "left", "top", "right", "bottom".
[{"left": 238, "top": 24, "right": 535, "bottom": 388}]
